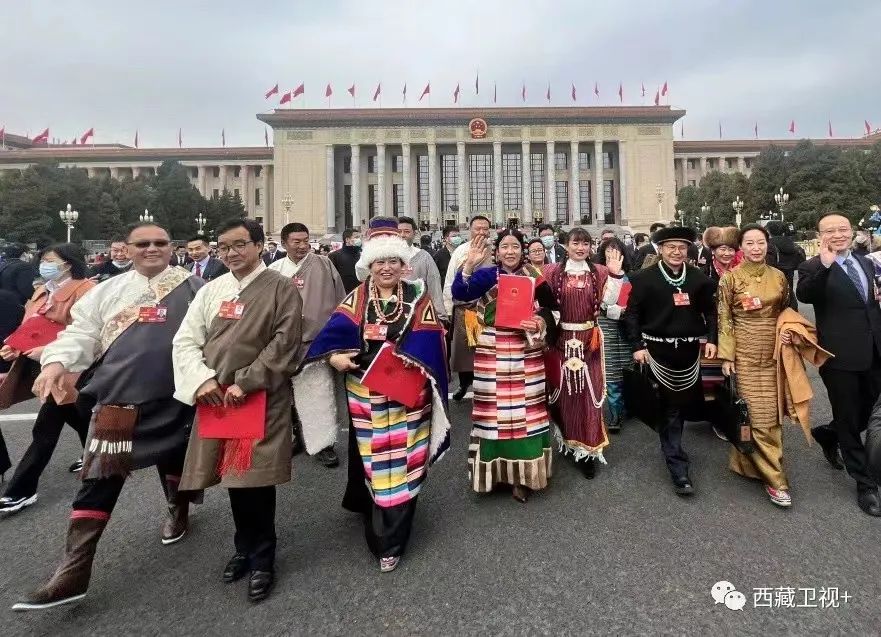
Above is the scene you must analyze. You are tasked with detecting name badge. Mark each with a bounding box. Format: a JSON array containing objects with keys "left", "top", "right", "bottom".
[
  {"left": 741, "top": 296, "right": 762, "bottom": 311},
  {"left": 138, "top": 305, "right": 167, "bottom": 323},
  {"left": 673, "top": 292, "right": 690, "bottom": 306},
  {"left": 292, "top": 276, "right": 305, "bottom": 290},
  {"left": 218, "top": 300, "right": 245, "bottom": 320},
  {"left": 364, "top": 323, "right": 388, "bottom": 341}
]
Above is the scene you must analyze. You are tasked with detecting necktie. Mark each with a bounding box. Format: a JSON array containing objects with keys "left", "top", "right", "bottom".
[
  {"left": 196, "top": 262, "right": 203, "bottom": 278},
  {"left": 843, "top": 258, "right": 866, "bottom": 301}
]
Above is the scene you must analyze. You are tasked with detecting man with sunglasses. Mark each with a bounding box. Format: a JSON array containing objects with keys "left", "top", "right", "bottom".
[{"left": 13, "top": 222, "right": 204, "bottom": 612}]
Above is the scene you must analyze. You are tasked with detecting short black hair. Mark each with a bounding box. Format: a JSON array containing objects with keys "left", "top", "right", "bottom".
[
  {"left": 600, "top": 228, "right": 616, "bottom": 237},
  {"left": 125, "top": 222, "right": 169, "bottom": 241},
  {"left": 2, "top": 243, "right": 28, "bottom": 259},
  {"left": 738, "top": 223, "right": 770, "bottom": 245},
  {"left": 537, "top": 223, "right": 555, "bottom": 234},
  {"left": 420, "top": 234, "right": 432, "bottom": 245},
  {"left": 494, "top": 228, "right": 527, "bottom": 254},
  {"left": 397, "top": 216, "right": 416, "bottom": 229},
  {"left": 634, "top": 232, "right": 649, "bottom": 245},
  {"left": 442, "top": 226, "right": 458, "bottom": 239},
  {"left": 40, "top": 242, "right": 88, "bottom": 280},
  {"left": 215, "top": 218, "right": 265, "bottom": 245},
  {"left": 342, "top": 227, "right": 359, "bottom": 242},
  {"left": 470, "top": 215, "right": 491, "bottom": 227},
  {"left": 649, "top": 222, "right": 667, "bottom": 234},
  {"left": 765, "top": 220, "right": 785, "bottom": 237},
  {"left": 187, "top": 234, "right": 210, "bottom": 245},
  {"left": 109, "top": 236, "right": 127, "bottom": 246},
  {"left": 596, "top": 237, "right": 632, "bottom": 271},
  {"left": 281, "top": 222, "right": 309, "bottom": 243},
  {"left": 817, "top": 210, "right": 851, "bottom": 229}
]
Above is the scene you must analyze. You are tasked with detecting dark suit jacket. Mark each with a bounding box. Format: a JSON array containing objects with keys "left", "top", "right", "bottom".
[
  {"left": 0, "top": 259, "right": 37, "bottom": 305},
  {"left": 545, "top": 244, "right": 567, "bottom": 264},
  {"left": 262, "top": 250, "right": 286, "bottom": 266},
  {"left": 189, "top": 257, "right": 228, "bottom": 281},
  {"left": 433, "top": 247, "right": 453, "bottom": 282},
  {"left": 170, "top": 254, "right": 192, "bottom": 267},
  {"left": 796, "top": 254, "right": 881, "bottom": 371}
]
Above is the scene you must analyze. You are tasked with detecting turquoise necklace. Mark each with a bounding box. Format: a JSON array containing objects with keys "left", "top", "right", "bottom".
[{"left": 658, "top": 260, "right": 687, "bottom": 292}]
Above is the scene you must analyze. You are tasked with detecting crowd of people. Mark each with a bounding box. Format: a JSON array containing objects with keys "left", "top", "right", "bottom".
[{"left": 1, "top": 208, "right": 881, "bottom": 611}]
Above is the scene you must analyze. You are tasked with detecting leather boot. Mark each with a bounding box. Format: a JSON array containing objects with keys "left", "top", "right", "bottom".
[
  {"left": 12, "top": 515, "right": 108, "bottom": 611},
  {"left": 161, "top": 479, "right": 189, "bottom": 545}
]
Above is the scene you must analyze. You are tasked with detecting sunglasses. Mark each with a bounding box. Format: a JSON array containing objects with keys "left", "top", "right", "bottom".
[{"left": 128, "top": 240, "right": 170, "bottom": 249}]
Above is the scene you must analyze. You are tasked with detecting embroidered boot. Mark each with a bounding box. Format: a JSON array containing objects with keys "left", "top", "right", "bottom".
[
  {"left": 161, "top": 477, "right": 189, "bottom": 545},
  {"left": 12, "top": 513, "right": 109, "bottom": 611}
]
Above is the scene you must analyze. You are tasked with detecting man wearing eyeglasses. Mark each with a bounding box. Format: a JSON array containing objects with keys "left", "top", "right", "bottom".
[
  {"left": 187, "top": 234, "right": 228, "bottom": 281},
  {"left": 798, "top": 211, "right": 881, "bottom": 517},
  {"left": 13, "top": 222, "right": 205, "bottom": 612}
]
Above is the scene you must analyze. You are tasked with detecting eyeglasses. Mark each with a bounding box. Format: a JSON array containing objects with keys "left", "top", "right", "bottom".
[
  {"left": 128, "top": 240, "right": 170, "bottom": 249},
  {"left": 217, "top": 240, "right": 255, "bottom": 255},
  {"left": 662, "top": 246, "right": 687, "bottom": 253}
]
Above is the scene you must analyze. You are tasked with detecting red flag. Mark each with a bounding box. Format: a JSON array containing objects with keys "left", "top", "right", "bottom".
[
  {"left": 865, "top": 120, "right": 872, "bottom": 135},
  {"left": 789, "top": 120, "right": 796, "bottom": 134},
  {"left": 347, "top": 84, "right": 355, "bottom": 97},
  {"left": 133, "top": 130, "right": 139, "bottom": 148},
  {"left": 178, "top": 128, "right": 182, "bottom": 148},
  {"left": 828, "top": 120, "right": 833, "bottom": 138},
  {"left": 594, "top": 82, "right": 599, "bottom": 98},
  {"left": 641, "top": 82, "right": 645, "bottom": 98},
  {"left": 493, "top": 82, "right": 497, "bottom": 104},
  {"left": 80, "top": 127, "right": 94, "bottom": 144},
  {"left": 292, "top": 83, "right": 305, "bottom": 98},
  {"left": 571, "top": 83, "right": 576, "bottom": 102},
  {"left": 279, "top": 91, "right": 292, "bottom": 105},
  {"left": 32, "top": 128, "right": 49, "bottom": 144},
  {"left": 654, "top": 90, "right": 660, "bottom": 106},
  {"left": 475, "top": 73, "right": 479, "bottom": 95},
  {"left": 754, "top": 122, "right": 759, "bottom": 139},
  {"left": 546, "top": 83, "right": 551, "bottom": 102},
  {"left": 221, "top": 129, "right": 226, "bottom": 147},
  {"left": 453, "top": 83, "right": 460, "bottom": 103},
  {"left": 264, "top": 128, "right": 269, "bottom": 147},
  {"left": 618, "top": 82, "right": 623, "bottom": 103},
  {"left": 419, "top": 82, "right": 430, "bottom": 101},
  {"left": 373, "top": 83, "right": 382, "bottom": 101},
  {"left": 661, "top": 81, "right": 668, "bottom": 96},
  {"left": 325, "top": 83, "right": 333, "bottom": 97},
  {"left": 264, "top": 83, "right": 279, "bottom": 99}
]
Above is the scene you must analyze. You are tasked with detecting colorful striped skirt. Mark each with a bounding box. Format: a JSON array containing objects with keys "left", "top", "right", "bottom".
[
  {"left": 346, "top": 375, "right": 432, "bottom": 508},
  {"left": 468, "top": 326, "right": 552, "bottom": 492}
]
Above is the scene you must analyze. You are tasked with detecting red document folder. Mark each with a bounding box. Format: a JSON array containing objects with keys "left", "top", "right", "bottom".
[
  {"left": 3, "top": 315, "right": 65, "bottom": 351},
  {"left": 361, "top": 342, "right": 426, "bottom": 408},
  {"left": 617, "top": 281, "right": 632, "bottom": 308},
  {"left": 197, "top": 388, "right": 266, "bottom": 439},
  {"left": 495, "top": 274, "right": 536, "bottom": 329}
]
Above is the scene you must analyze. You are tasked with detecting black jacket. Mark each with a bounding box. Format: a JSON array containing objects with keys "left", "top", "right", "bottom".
[
  {"left": 0, "top": 289, "right": 25, "bottom": 374},
  {"left": 767, "top": 236, "right": 806, "bottom": 274},
  {"left": 796, "top": 254, "right": 881, "bottom": 371},
  {"left": 90, "top": 260, "right": 132, "bottom": 281},
  {"left": 0, "top": 259, "right": 37, "bottom": 305},
  {"left": 433, "top": 247, "right": 454, "bottom": 282},
  {"left": 328, "top": 246, "right": 361, "bottom": 293},
  {"left": 189, "top": 257, "right": 228, "bottom": 281},
  {"left": 262, "top": 250, "right": 286, "bottom": 265}
]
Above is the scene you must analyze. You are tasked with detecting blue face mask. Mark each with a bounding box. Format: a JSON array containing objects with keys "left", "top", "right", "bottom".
[
  {"left": 352, "top": 238, "right": 362, "bottom": 248},
  {"left": 541, "top": 236, "right": 555, "bottom": 249},
  {"left": 39, "top": 262, "right": 64, "bottom": 281},
  {"left": 450, "top": 235, "right": 464, "bottom": 248}
]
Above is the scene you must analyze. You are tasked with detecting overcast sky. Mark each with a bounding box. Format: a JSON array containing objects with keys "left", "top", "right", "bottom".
[{"left": 2, "top": 0, "right": 878, "bottom": 147}]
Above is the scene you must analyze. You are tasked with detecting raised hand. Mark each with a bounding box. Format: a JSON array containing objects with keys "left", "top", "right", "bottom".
[
  {"left": 818, "top": 235, "right": 836, "bottom": 268},
  {"left": 606, "top": 247, "right": 624, "bottom": 275},
  {"left": 463, "top": 236, "right": 490, "bottom": 273}
]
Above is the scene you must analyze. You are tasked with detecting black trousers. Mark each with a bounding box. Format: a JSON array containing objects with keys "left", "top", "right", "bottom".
[
  {"left": 819, "top": 363, "right": 881, "bottom": 492},
  {"left": 659, "top": 404, "right": 690, "bottom": 482},
  {"left": 3, "top": 397, "right": 91, "bottom": 499},
  {"left": 228, "top": 486, "right": 277, "bottom": 571}
]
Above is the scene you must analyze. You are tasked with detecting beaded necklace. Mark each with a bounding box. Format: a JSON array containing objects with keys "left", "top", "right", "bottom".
[
  {"left": 658, "top": 260, "right": 687, "bottom": 292},
  {"left": 369, "top": 279, "right": 405, "bottom": 325}
]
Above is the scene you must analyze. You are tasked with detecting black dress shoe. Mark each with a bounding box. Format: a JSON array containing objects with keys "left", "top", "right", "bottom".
[
  {"left": 673, "top": 478, "right": 695, "bottom": 497},
  {"left": 316, "top": 447, "right": 339, "bottom": 468},
  {"left": 857, "top": 490, "right": 881, "bottom": 517},
  {"left": 248, "top": 570, "right": 274, "bottom": 603},
  {"left": 579, "top": 458, "right": 596, "bottom": 479},
  {"left": 812, "top": 426, "right": 844, "bottom": 470},
  {"left": 607, "top": 416, "right": 622, "bottom": 433},
  {"left": 222, "top": 553, "right": 249, "bottom": 583},
  {"left": 452, "top": 386, "right": 472, "bottom": 401}
]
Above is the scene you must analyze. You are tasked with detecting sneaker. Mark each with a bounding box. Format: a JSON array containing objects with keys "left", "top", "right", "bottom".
[
  {"left": 68, "top": 458, "right": 83, "bottom": 473},
  {"left": 0, "top": 494, "right": 38, "bottom": 514},
  {"left": 712, "top": 426, "right": 728, "bottom": 442},
  {"left": 673, "top": 480, "right": 694, "bottom": 497},
  {"left": 451, "top": 387, "right": 473, "bottom": 401},
  {"left": 766, "top": 485, "right": 792, "bottom": 507},
  {"left": 379, "top": 556, "right": 400, "bottom": 572}
]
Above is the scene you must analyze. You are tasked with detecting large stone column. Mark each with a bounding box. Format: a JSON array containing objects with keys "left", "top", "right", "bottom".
[
  {"left": 325, "top": 145, "right": 335, "bottom": 232},
  {"left": 199, "top": 165, "right": 209, "bottom": 198},
  {"left": 521, "top": 140, "right": 532, "bottom": 224},
  {"left": 241, "top": 165, "right": 252, "bottom": 215},
  {"left": 428, "top": 143, "right": 439, "bottom": 227},
  {"left": 457, "top": 141, "right": 468, "bottom": 225},
  {"left": 593, "top": 140, "right": 604, "bottom": 223},
  {"left": 263, "top": 164, "right": 274, "bottom": 232},
  {"left": 569, "top": 140, "right": 580, "bottom": 224},
  {"left": 351, "top": 144, "right": 362, "bottom": 228},
  {"left": 376, "top": 143, "right": 386, "bottom": 217},
  {"left": 738, "top": 156, "right": 746, "bottom": 174},
  {"left": 617, "top": 141, "right": 627, "bottom": 225},
  {"left": 220, "top": 165, "right": 229, "bottom": 193},
  {"left": 700, "top": 156, "right": 707, "bottom": 178},
  {"left": 402, "top": 143, "right": 412, "bottom": 215},
  {"left": 492, "top": 141, "right": 504, "bottom": 225},
  {"left": 546, "top": 141, "right": 556, "bottom": 224}
]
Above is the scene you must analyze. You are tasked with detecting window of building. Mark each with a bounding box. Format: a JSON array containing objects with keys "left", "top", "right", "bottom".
[
  {"left": 603, "top": 152, "right": 614, "bottom": 170},
  {"left": 687, "top": 159, "right": 697, "bottom": 170},
  {"left": 393, "top": 183, "right": 404, "bottom": 216},
  {"left": 255, "top": 165, "right": 262, "bottom": 178},
  {"left": 190, "top": 168, "right": 198, "bottom": 179},
  {"left": 706, "top": 158, "right": 715, "bottom": 170},
  {"left": 555, "top": 181, "right": 569, "bottom": 224},
  {"left": 530, "top": 152, "right": 545, "bottom": 213},
  {"left": 368, "top": 185, "right": 378, "bottom": 218},
  {"left": 578, "top": 151, "right": 591, "bottom": 170},
  {"left": 392, "top": 155, "right": 403, "bottom": 173},
  {"left": 234, "top": 188, "right": 240, "bottom": 199},
  {"left": 441, "top": 154, "right": 458, "bottom": 212},
  {"left": 603, "top": 180, "right": 615, "bottom": 223},
  {"left": 688, "top": 179, "right": 697, "bottom": 187},
  {"left": 367, "top": 156, "right": 376, "bottom": 174},
  {"left": 554, "top": 152, "right": 568, "bottom": 171},
  {"left": 212, "top": 188, "right": 219, "bottom": 199},
  {"left": 343, "top": 185, "right": 352, "bottom": 225},
  {"left": 213, "top": 167, "right": 220, "bottom": 178},
  {"left": 343, "top": 156, "right": 351, "bottom": 174},
  {"left": 233, "top": 167, "right": 241, "bottom": 178},
  {"left": 468, "top": 154, "right": 493, "bottom": 212},
  {"left": 502, "top": 153, "right": 522, "bottom": 211},
  {"left": 726, "top": 158, "right": 736, "bottom": 169},
  {"left": 744, "top": 158, "right": 753, "bottom": 169},
  {"left": 579, "top": 180, "right": 592, "bottom": 223},
  {"left": 417, "top": 155, "right": 430, "bottom": 213},
  {"left": 255, "top": 188, "right": 261, "bottom": 206}
]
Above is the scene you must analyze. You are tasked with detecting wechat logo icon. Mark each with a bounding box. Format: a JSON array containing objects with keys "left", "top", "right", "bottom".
[{"left": 712, "top": 581, "right": 747, "bottom": 611}]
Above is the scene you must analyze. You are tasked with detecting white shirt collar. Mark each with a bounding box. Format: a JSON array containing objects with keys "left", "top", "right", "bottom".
[
  {"left": 564, "top": 259, "right": 590, "bottom": 274},
  {"left": 235, "top": 262, "right": 266, "bottom": 291},
  {"left": 197, "top": 255, "right": 211, "bottom": 268}
]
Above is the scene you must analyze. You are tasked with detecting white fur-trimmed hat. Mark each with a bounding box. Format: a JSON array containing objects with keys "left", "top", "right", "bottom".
[{"left": 355, "top": 216, "right": 411, "bottom": 280}]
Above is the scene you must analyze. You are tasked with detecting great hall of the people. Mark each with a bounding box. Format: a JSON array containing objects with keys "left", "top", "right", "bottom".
[{"left": 1, "top": 107, "right": 878, "bottom": 235}]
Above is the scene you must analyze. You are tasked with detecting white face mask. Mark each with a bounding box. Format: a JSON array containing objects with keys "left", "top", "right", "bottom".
[
  {"left": 112, "top": 259, "right": 131, "bottom": 268},
  {"left": 541, "top": 236, "right": 555, "bottom": 249}
]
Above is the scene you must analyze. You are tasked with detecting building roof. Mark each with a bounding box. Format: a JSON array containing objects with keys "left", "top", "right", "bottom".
[
  {"left": 257, "top": 105, "right": 687, "bottom": 128},
  {"left": 674, "top": 137, "right": 879, "bottom": 154},
  {"left": 0, "top": 132, "right": 35, "bottom": 149},
  {"left": 0, "top": 146, "right": 273, "bottom": 164}
]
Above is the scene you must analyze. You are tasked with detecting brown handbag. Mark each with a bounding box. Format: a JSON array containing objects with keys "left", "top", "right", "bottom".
[{"left": 0, "top": 357, "right": 38, "bottom": 409}]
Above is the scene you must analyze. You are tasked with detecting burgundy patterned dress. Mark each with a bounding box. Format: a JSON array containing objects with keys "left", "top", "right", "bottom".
[{"left": 544, "top": 262, "right": 610, "bottom": 462}]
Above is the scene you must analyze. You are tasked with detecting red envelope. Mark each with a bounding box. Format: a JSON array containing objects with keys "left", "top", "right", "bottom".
[
  {"left": 495, "top": 274, "right": 536, "bottom": 329},
  {"left": 197, "top": 388, "right": 266, "bottom": 439},
  {"left": 4, "top": 315, "right": 65, "bottom": 351},
  {"left": 361, "top": 342, "right": 426, "bottom": 408}
]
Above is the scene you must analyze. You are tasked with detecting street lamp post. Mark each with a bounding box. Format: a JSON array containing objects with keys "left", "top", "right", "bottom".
[
  {"left": 139, "top": 209, "right": 153, "bottom": 223},
  {"left": 675, "top": 208, "right": 684, "bottom": 227},
  {"left": 281, "top": 193, "right": 293, "bottom": 227},
  {"left": 774, "top": 187, "right": 789, "bottom": 221},
  {"left": 732, "top": 196, "right": 744, "bottom": 227},
  {"left": 700, "top": 201, "right": 711, "bottom": 222},
  {"left": 655, "top": 184, "right": 665, "bottom": 221},
  {"left": 59, "top": 203, "right": 79, "bottom": 242},
  {"left": 195, "top": 212, "right": 206, "bottom": 234}
]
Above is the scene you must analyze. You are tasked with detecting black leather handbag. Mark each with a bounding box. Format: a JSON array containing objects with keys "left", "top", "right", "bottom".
[
  {"left": 712, "top": 374, "right": 755, "bottom": 454},
  {"left": 623, "top": 363, "right": 664, "bottom": 431}
]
